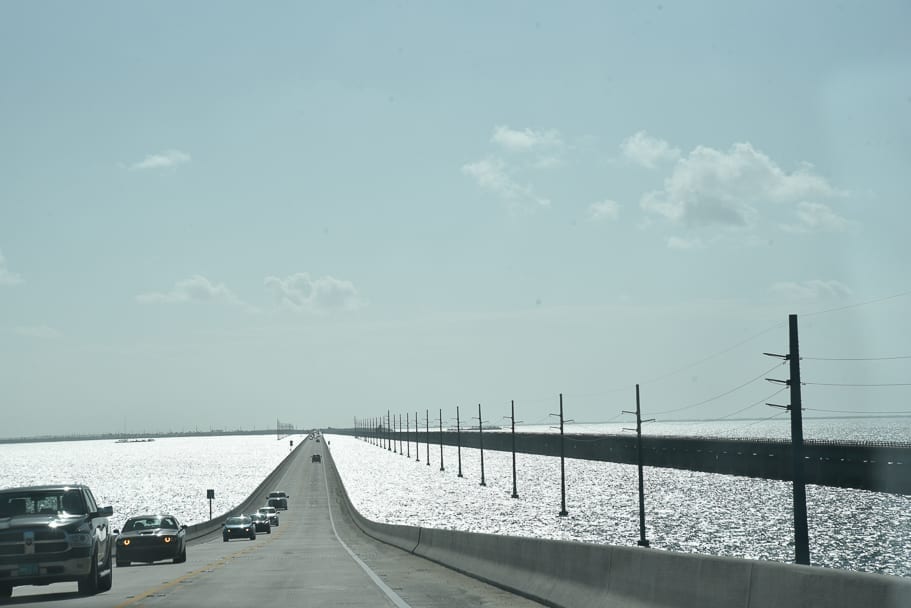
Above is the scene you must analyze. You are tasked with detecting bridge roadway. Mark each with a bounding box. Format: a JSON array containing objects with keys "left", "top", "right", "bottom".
[{"left": 7, "top": 440, "right": 544, "bottom": 607}]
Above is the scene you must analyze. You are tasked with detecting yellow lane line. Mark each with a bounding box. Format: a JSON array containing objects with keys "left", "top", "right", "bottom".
[{"left": 113, "top": 526, "right": 284, "bottom": 608}]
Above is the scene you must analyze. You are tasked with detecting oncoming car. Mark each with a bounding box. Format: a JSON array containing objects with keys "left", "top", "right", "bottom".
[
  {"left": 222, "top": 516, "right": 256, "bottom": 541},
  {"left": 115, "top": 515, "right": 187, "bottom": 566}
]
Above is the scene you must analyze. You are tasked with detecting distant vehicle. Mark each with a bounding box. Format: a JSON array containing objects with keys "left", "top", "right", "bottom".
[
  {"left": 257, "top": 506, "right": 279, "bottom": 527},
  {"left": 0, "top": 485, "right": 114, "bottom": 598},
  {"left": 268, "top": 491, "right": 288, "bottom": 500},
  {"left": 311, "top": 454, "right": 322, "bottom": 463},
  {"left": 268, "top": 497, "right": 288, "bottom": 510},
  {"left": 222, "top": 516, "right": 256, "bottom": 541},
  {"left": 115, "top": 514, "right": 187, "bottom": 566},
  {"left": 249, "top": 512, "right": 271, "bottom": 534}
]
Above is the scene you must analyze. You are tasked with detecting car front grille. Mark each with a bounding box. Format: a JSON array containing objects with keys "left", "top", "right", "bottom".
[{"left": 0, "top": 529, "right": 69, "bottom": 556}]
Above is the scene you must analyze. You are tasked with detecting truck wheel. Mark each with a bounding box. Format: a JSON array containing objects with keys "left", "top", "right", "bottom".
[
  {"left": 117, "top": 559, "right": 130, "bottom": 567},
  {"left": 98, "top": 547, "right": 113, "bottom": 592},
  {"left": 174, "top": 546, "right": 187, "bottom": 563},
  {"left": 0, "top": 585, "right": 12, "bottom": 598},
  {"left": 77, "top": 548, "right": 100, "bottom": 595}
]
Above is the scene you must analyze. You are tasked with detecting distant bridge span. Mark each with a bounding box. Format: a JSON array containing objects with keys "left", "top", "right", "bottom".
[{"left": 340, "top": 428, "right": 911, "bottom": 494}]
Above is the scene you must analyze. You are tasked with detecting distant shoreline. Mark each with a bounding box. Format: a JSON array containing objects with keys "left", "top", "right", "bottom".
[{"left": 0, "top": 428, "right": 308, "bottom": 446}]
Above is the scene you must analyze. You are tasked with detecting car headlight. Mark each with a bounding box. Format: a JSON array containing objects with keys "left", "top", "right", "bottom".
[
  {"left": 121, "top": 538, "right": 132, "bottom": 546},
  {"left": 163, "top": 536, "right": 172, "bottom": 544}
]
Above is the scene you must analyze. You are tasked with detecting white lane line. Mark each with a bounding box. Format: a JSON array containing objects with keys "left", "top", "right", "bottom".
[{"left": 322, "top": 455, "right": 413, "bottom": 608}]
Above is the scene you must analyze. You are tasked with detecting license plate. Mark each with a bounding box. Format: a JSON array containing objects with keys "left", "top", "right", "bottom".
[{"left": 18, "top": 563, "right": 38, "bottom": 576}]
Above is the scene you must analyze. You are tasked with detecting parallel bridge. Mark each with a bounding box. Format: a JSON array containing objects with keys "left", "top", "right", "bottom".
[{"left": 345, "top": 429, "right": 911, "bottom": 494}]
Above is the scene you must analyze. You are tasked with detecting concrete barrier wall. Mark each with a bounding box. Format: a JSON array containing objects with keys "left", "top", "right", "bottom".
[{"left": 324, "top": 439, "right": 911, "bottom": 608}]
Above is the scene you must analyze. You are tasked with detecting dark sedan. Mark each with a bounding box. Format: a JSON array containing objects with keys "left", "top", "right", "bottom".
[
  {"left": 249, "top": 513, "right": 271, "bottom": 534},
  {"left": 222, "top": 516, "right": 256, "bottom": 541},
  {"left": 115, "top": 514, "right": 187, "bottom": 567}
]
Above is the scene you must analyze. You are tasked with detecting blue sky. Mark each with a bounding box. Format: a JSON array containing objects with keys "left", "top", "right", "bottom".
[{"left": 1, "top": 1, "right": 909, "bottom": 438}]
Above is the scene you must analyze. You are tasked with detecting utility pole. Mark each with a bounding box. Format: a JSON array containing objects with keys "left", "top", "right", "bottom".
[
  {"left": 550, "top": 394, "right": 571, "bottom": 516},
  {"left": 456, "top": 406, "right": 463, "bottom": 478},
  {"left": 399, "top": 413, "right": 404, "bottom": 455},
  {"left": 406, "top": 412, "right": 410, "bottom": 458},
  {"left": 506, "top": 400, "right": 520, "bottom": 499},
  {"left": 476, "top": 403, "right": 486, "bottom": 486},
  {"left": 438, "top": 408, "right": 445, "bottom": 471},
  {"left": 415, "top": 411, "right": 420, "bottom": 462},
  {"left": 624, "top": 384, "right": 654, "bottom": 547},
  {"left": 425, "top": 409, "right": 430, "bottom": 466},
  {"left": 765, "top": 313, "right": 810, "bottom": 565}
]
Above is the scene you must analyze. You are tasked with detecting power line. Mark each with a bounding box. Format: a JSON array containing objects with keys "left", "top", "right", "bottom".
[
  {"left": 650, "top": 362, "right": 786, "bottom": 416},
  {"left": 801, "top": 288, "right": 911, "bottom": 318},
  {"left": 804, "top": 381, "right": 911, "bottom": 387},
  {"left": 724, "top": 410, "right": 789, "bottom": 434},
  {"left": 714, "top": 386, "right": 789, "bottom": 421},
  {"left": 805, "top": 407, "right": 911, "bottom": 415},
  {"left": 641, "top": 321, "right": 786, "bottom": 386},
  {"left": 802, "top": 355, "right": 911, "bottom": 361}
]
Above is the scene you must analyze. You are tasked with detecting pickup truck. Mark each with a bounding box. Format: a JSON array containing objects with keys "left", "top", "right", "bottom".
[{"left": 0, "top": 485, "right": 114, "bottom": 599}]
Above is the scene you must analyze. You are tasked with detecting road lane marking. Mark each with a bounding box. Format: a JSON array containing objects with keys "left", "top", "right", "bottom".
[
  {"left": 322, "top": 455, "right": 413, "bottom": 608},
  {"left": 113, "top": 527, "right": 282, "bottom": 607}
]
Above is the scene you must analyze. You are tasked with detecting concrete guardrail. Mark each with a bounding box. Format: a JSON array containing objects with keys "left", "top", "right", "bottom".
[{"left": 324, "top": 439, "right": 911, "bottom": 608}]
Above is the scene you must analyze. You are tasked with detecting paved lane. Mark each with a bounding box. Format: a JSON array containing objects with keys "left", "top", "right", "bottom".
[{"left": 6, "top": 439, "right": 543, "bottom": 607}]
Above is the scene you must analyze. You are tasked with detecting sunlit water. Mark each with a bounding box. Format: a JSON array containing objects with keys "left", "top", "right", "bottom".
[
  {"left": 0, "top": 435, "right": 303, "bottom": 532},
  {"left": 327, "top": 427, "right": 911, "bottom": 577},
  {"left": 1, "top": 428, "right": 908, "bottom": 577}
]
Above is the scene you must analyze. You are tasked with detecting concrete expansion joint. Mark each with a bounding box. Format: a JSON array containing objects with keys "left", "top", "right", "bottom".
[{"left": 411, "top": 527, "right": 423, "bottom": 554}]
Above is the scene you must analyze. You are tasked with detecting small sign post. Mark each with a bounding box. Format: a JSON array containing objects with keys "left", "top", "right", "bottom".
[{"left": 206, "top": 489, "right": 215, "bottom": 520}]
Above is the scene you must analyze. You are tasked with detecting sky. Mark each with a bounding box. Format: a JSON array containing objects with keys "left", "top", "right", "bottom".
[{"left": 1, "top": 1, "right": 909, "bottom": 439}]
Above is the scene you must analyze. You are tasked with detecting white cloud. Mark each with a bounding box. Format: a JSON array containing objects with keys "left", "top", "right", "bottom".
[
  {"left": 588, "top": 200, "right": 620, "bottom": 222},
  {"left": 462, "top": 157, "right": 550, "bottom": 209},
  {"left": 13, "top": 325, "right": 61, "bottom": 339},
  {"left": 621, "top": 131, "right": 681, "bottom": 168},
  {"left": 667, "top": 236, "right": 705, "bottom": 250},
  {"left": 770, "top": 280, "right": 853, "bottom": 300},
  {"left": 129, "top": 149, "right": 191, "bottom": 171},
  {"left": 491, "top": 126, "right": 563, "bottom": 152},
  {"left": 264, "top": 273, "right": 364, "bottom": 312},
  {"left": 136, "top": 275, "right": 247, "bottom": 308},
  {"left": 781, "top": 201, "right": 851, "bottom": 233},
  {"left": 640, "top": 142, "right": 839, "bottom": 229},
  {"left": 0, "top": 249, "right": 23, "bottom": 286}
]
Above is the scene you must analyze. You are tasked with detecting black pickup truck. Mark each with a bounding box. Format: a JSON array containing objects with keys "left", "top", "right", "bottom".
[{"left": 0, "top": 485, "right": 114, "bottom": 599}]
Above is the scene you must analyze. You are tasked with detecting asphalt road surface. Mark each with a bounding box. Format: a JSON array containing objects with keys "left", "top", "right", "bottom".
[{"left": 5, "top": 439, "right": 544, "bottom": 607}]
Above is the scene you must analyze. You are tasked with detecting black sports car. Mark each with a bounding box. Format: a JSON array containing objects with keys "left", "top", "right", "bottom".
[
  {"left": 223, "top": 516, "right": 256, "bottom": 541},
  {"left": 249, "top": 512, "right": 271, "bottom": 533},
  {"left": 115, "top": 514, "right": 187, "bottom": 566}
]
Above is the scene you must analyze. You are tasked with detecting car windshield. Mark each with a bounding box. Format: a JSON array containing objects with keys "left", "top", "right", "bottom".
[
  {"left": 123, "top": 516, "right": 177, "bottom": 531},
  {"left": 226, "top": 517, "right": 249, "bottom": 525},
  {"left": 259, "top": 507, "right": 275, "bottom": 514},
  {"left": 0, "top": 490, "right": 84, "bottom": 516}
]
